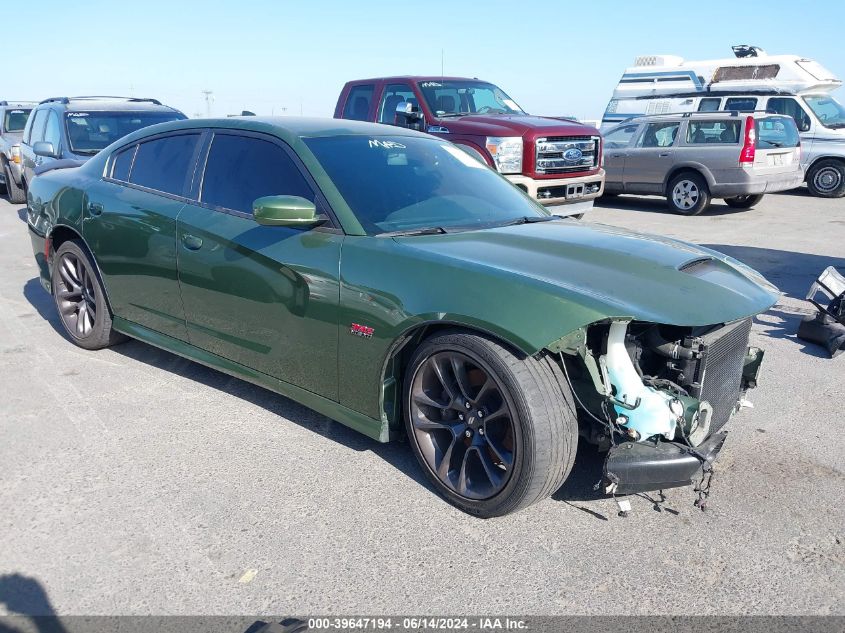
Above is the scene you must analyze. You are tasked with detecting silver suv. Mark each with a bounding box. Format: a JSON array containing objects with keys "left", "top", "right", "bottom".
[
  {"left": 602, "top": 112, "right": 803, "bottom": 215},
  {"left": 0, "top": 101, "right": 34, "bottom": 203}
]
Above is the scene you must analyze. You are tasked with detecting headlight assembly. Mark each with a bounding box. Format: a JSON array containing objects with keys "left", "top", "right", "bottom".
[{"left": 485, "top": 136, "right": 523, "bottom": 174}]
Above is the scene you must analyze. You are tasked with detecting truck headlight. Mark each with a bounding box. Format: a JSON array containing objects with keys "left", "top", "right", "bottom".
[
  {"left": 485, "top": 136, "right": 523, "bottom": 174},
  {"left": 10, "top": 144, "right": 21, "bottom": 164}
]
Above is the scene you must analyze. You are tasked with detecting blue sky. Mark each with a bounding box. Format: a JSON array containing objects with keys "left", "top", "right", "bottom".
[{"left": 10, "top": 0, "right": 845, "bottom": 120}]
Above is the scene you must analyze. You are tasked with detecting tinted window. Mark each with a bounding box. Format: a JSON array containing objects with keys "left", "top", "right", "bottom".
[
  {"left": 378, "top": 83, "right": 416, "bottom": 124},
  {"left": 417, "top": 80, "right": 524, "bottom": 116},
  {"left": 342, "top": 85, "right": 375, "bottom": 121},
  {"left": 65, "top": 111, "right": 185, "bottom": 154},
  {"left": 110, "top": 145, "right": 137, "bottom": 182},
  {"left": 604, "top": 124, "right": 639, "bottom": 148},
  {"left": 756, "top": 117, "right": 800, "bottom": 149},
  {"left": 43, "top": 111, "right": 62, "bottom": 149},
  {"left": 768, "top": 98, "right": 811, "bottom": 132},
  {"left": 129, "top": 134, "right": 199, "bottom": 195},
  {"left": 638, "top": 122, "right": 680, "bottom": 148},
  {"left": 3, "top": 109, "right": 31, "bottom": 133},
  {"left": 201, "top": 134, "right": 314, "bottom": 214},
  {"left": 26, "top": 109, "right": 48, "bottom": 144},
  {"left": 724, "top": 97, "right": 757, "bottom": 113},
  {"left": 686, "top": 120, "right": 740, "bottom": 144},
  {"left": 698, "top": 98, "right": 721, "bottom": 112},
  {"left": 304, "top": 136, "right": 545, "bottom": 235}
]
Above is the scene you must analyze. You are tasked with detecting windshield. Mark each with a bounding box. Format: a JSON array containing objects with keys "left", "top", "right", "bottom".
[
  {"left": 803, "top": 95, "right": 845, "bottom": 129},
  {"left": 3, "top": 109, "right": 31, "bottom": 132},
  {"left": 416, "top": 81, "right": 525, "bottom": 117},
  {"left": 304, "top": 136, "right": 545, "bottom": 235},
  {"left": 64, "top": 111, "right": 184, "bottom": 153}
]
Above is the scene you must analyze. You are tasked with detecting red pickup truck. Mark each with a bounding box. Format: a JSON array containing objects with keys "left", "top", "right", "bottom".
[{"left": 334, "top": 76, "right": 605, "bottom": 217}]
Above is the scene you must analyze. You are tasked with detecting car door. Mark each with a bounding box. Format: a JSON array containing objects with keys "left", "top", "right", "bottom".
[
  {"left": 21, "top": 107, "right": 48, "bottom": 184},
  {"left": 601, "top": 124, "right": 640, "bottom": 192},
  {"left": 176, "top": 131, "right": 342, "bottom": 400},
  {"left": 82, "top": 131, "right": 203, "bottom": 341},
  {"left": 622, "top": 120, "right": 680, "bottom": 194}
]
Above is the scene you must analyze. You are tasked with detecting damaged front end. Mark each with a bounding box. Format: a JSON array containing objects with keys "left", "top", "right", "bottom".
[{"left": 551, "top": 317, "right": 764, "bottom": 499}]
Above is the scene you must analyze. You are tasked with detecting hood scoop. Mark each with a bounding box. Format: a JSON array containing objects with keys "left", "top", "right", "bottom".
[{"left": 678, "top": 256, "right": 717, "bottom": 275}]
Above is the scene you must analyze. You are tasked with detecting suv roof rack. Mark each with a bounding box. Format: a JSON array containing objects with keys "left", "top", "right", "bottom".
[
  {"left": 0, "top": 100, "right": 37, "bottom": 106},
  {"left": 38, "top": 96, "right": 163, "bottom": 106},
  {"left": 617, "top": 109, "right": 777, "bottom": 124}
]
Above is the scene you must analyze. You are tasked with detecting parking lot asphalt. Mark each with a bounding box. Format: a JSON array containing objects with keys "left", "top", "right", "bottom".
[{"left": 0, "top": 190, "right": 843, "bottom": 616}]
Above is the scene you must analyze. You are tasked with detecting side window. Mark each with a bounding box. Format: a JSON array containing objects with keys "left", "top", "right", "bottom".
[
  {"left": 342, "top": 85, "right": 375, "bottom": 121},
  {"left": 43, "top": 111, "right": 62, "bottom": 150},
  {"left": 27, "top": 109, "right": 48, "bottom": 144},
  {"left": 201, "top": 134, "right": 314, "bottom": 215},
  {"left": 724, "top": 97, "right": 757, "bottom": 113},
  {"left": 604, "top": 125, "right": 640, "bottom": 149},
  {"left": 377, "top": 83, "right": 416, "bottom": 124},
  {"left": 129, "top": 134, "right": 200, "bottom": 196},
  {"left": 767, "top": 98, "right": 811, "bottom": 132},
  {"left": 110, "top": 145, "right": 137, "bottom": 182},
  {"left": 686, "top": 120, "right": 741, "bottom": 144},
  {"left": 698, "top": 98, "right": 721, "bottom": 112},
  {"left": 638, "top": 122, "right": 680, "bottom": 148}
]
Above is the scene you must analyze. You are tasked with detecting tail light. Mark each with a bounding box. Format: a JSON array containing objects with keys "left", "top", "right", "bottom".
[
  {"left": 739, "top": 116, "right": 756, "bottom": 165},
  {"left": 10, "top": 144, "right": 21, "bottom": 164}
]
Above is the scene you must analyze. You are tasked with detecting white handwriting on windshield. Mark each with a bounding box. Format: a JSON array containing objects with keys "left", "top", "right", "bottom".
[{"left": 368, "top": 140, "right": 406, "bottom": 149}]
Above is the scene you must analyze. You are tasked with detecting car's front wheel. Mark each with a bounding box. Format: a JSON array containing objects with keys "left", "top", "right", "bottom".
[
  {"left": 724, "top": 194, "right": 764, "bottom": 209},
  {"left": 52, "top": 240, "right": 125, "bottom": 350},
  {"left": 403, "top": 330, "right": 577, "bottom": 517},
  {"left": 667, "top": 172, "right": 711, "bottom": 215},
  {"left": 806, "top": 159, "right": 845, "bottom": 198}
]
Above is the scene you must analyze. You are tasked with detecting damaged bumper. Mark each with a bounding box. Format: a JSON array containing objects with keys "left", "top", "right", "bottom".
[{"left": 604, "top": 432, "right": 727, "bottom": 495}]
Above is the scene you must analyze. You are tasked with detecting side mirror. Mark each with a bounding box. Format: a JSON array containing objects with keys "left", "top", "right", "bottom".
[
  {"left": 253, "top": 195, "right": 321, "bottom": 227},
  {"left": 395, "top": 102, "right": 424, "bottom": 127},
  {"left": 33, "top": 141, "right": 58, "bottom": 159}
]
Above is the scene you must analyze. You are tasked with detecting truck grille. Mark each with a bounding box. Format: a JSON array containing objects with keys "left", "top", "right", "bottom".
[
  {"left": 692, "top": 318, "right": 753, "bottom": 433},
  {"left": 535, "top": 136, "right": 599, "bottom": 174}
]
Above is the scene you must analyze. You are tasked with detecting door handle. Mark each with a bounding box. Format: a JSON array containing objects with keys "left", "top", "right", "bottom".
[
  {"left": 610, "top": 153, "right": 625, "bottom": 158},
  {"left": 181, "top": 234, "right": 203, "bottom": 251},
  {"left": 88, "top": 202, "right": 103, "bottom": 216},
  {"left": 658, "top": 152, "right": 671, "bottom": 157}
]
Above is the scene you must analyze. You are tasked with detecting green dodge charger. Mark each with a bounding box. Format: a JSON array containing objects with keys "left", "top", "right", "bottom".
[{"left": 26, "top": 117, "right": 778, "bottom": 517}]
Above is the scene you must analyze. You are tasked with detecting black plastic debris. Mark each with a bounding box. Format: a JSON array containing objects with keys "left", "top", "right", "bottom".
[{"left": 798, "top": 266, "right": 845, "bottom": 358}]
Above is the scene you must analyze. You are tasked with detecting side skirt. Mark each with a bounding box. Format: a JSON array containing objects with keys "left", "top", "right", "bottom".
[{"left": 112, "top": 316, "right": 389, "bottom": 442}]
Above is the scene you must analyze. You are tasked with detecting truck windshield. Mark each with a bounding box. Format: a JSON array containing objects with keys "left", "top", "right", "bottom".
[
  {"left": 417, "top": 81, "right": 525, "bottom": 117},
  {"left": 3, "top": 109, "right": 31, "bottom": 132},
  {"left": 304, "top": 136, "right": 545, "bottom": 235},
  {"left": 64, "top": 111, "right": 184, "bottom": 154},
  {"left": 803, "top": 95, "right": 845, "bottom": 129}
]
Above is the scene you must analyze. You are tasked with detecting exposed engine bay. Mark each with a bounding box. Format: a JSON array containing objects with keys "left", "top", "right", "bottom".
[{"left": 553, "top": 318, "right": 764, "bottom": 500}]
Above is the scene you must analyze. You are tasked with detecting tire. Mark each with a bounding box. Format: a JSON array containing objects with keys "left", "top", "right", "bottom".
[
  {"left": 403, "top": 330, "right": 578, "bottom": 517},
  {"left": 806, "top": 159, "right": 845, "bottom": 198},
  {"left": 3, "top": 163, "right": 25, "bottom": 204},
  {"left": 666, "top": 172, "right": 711, "bottom": 215},
  {"left": 52, "top": 240, "right": 125, "bottom": 350},
  {"left": 724, "top": 194, "right": 764, "bottom": 209}
]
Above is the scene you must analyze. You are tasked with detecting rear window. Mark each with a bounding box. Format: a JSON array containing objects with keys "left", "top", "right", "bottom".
[
  {"left": 756, "top": 117, "right": 800, "bottom": 149},
  {"left": 342, "top": 85, "right": 375, "bottom": 121},
  {"left": 65, "top": 111, "right": 184, "bottom": 154},
  {"left": 129, "top": 133, "right": 200, "bottom": 196},
  {"left": 687, "top": 120, "right": 740, "bottom": 144},
  {"left": 724, "top": 97, "right": 757, "bottom": 113},
  {"left": 3, "top": 109, "right": 31, "bottom": 132}
]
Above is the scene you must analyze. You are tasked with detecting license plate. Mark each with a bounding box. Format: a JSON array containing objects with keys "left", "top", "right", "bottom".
[{"left": 770, "top": 154, "right": 784, "bottom": 166}]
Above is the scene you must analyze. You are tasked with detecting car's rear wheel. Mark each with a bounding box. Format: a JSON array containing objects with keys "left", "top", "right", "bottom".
[
  {"left": 403, "top": 330, "right": 577, "bottom": 517},
  {"left": 667, "top": 172, "right": 710, "bottom": 215},
  {"left": 52, "top": 240, "right": 125, "bottom": 350},
  {"left": 806, "top": 159, "right": 845, "bottom": 198},
  {"left": 724, "top": 194, "right": 764, "bottom": 209},
  {"left": 3, "top": 163, "right": 25, "bottom": 204}
]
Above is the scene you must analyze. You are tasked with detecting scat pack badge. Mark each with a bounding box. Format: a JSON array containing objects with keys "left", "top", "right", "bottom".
[{"left": 350, "top": 323, "right": 374, "bottom": 338}]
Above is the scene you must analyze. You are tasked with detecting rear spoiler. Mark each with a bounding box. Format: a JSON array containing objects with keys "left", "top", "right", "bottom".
[{"left": 34, "top": 159, "right": 85, "bottom": 177}]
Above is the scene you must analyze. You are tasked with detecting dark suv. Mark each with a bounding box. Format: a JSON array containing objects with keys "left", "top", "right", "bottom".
[
  {"left": 0, "top": 101, "right": 34, "bottom": 203},
  {"left": 20, "top": 96, "right": 186, "bottom": 193}
]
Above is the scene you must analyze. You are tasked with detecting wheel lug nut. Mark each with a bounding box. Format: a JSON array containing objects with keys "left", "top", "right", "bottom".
[
  {"left": 477, "top": 411, "right": 483, "bottom": 418},
  {"left": 458, "top": 413, "right": 464, "bottom": 421},
  {"left": 464, "top": 429, "right": 472, "bottom": 438},
  {"left": 479, "top": 428, "right": 485, "bottom": 436},
  {"left": 465, "top": 402, "right": 471, "bottom": 409}
]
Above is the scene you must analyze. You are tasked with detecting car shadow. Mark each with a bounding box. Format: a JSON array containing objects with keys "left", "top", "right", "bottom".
[
  {"left": 702, "top": 244, "right": 845, "bottom": 300},
  {"left": 771, "top": 186, "right": 811, "bottom": 197},
  {"left": 16, "top": 207, "right": 27, "bottom": 222},
  {"left": 595, "top": 195, "right": 751, "bottom": 216}
]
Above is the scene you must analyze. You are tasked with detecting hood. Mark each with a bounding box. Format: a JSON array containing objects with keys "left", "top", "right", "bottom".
[
  {"left": 434, "top": 114, "right": 598, "bottom": 139},
  {"left": 3, "top": 131, "right": 23, "bottom": 143},
  {"left": 395, "top": 221, "right": 779, "bottom": 328}
]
